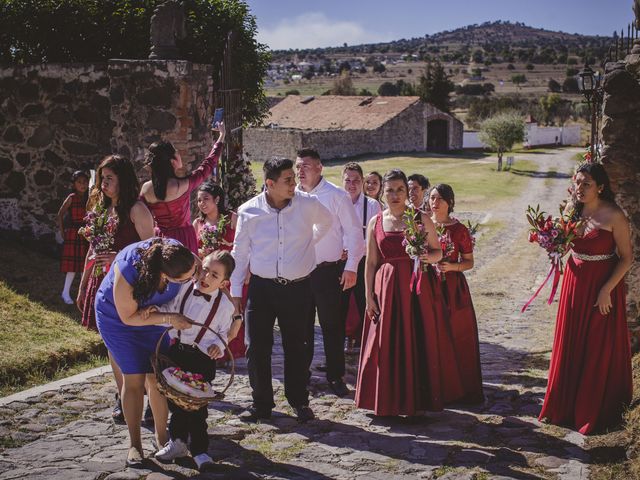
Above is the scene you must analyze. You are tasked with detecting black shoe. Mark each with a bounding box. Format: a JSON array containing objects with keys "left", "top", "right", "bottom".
[
  {"left": 315, "top": 363, "right": 328, "bottom": 372},
  {"left": 142, "top": 402, "right": 154, "bottom": 426},
  {"left": 239, "top": 407, "right": 271, "bottom": 423},
  {"left": 293, "top": 405, "right": 315, "bottom": 423},
  {"left": 112, "top": 394, "right": 125, "bottom": 424},
  {"left": 328, "top": 379, "right": 350, "bottom": 398}
]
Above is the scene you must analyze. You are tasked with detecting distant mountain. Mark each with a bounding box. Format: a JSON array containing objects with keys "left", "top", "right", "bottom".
[{"left": 270, "top": 21, "right": 612, "bottom": 64}]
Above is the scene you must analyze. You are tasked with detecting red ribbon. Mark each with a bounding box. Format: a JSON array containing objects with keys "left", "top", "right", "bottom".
[
  {"left": 521, "top": 259, "right": 562, "bottom": 312},
  {"left": 409, "top": 257, "right": 422, "bottom": 295}
]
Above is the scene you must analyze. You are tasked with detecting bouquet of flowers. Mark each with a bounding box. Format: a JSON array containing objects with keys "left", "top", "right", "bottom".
[
  {"left": 78, "top": 205, "right": 119, "bottom": 277},
  {"left": 434, "top": 225, "right": 456, "bottom": 281},
  {"left": 401, "top": 205, "right": 428, "bottom": 294},
  {"left": 521, "top": 204, "right": 581, "bottom": 312},
  {"left": 198, "top": 214, "right": 229, "bottom": 258},
  {"left": 464, "top": 220, "right": 480, "bottom": 248}
]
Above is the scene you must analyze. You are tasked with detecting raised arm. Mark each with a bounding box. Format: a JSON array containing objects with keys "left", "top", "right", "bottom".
[{"left": 187, "top": 122, "right": 226, "bottom": 191}]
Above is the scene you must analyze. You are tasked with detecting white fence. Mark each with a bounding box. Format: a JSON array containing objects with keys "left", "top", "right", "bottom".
[{"left": 463, "top": 124, "right": 582, "bottom": 149}]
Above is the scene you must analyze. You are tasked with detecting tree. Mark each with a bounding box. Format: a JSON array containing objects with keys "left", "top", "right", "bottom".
[
  {"left": 373, "top": 62, "right": 386, "bottom": 73},
  {"left": 507, "top": 63, "right": 515, "bottom": 70},
  {"left": 547, "top": 79, "right": 562, "bottom": 93},
  {"left": 562, "top": 77, "right": 579, "bottom": 93},
  {"left": 416, "top": 60, "right": 454, "bottom": 112},
  {"left": 378, "top": 81, "right": 399, "bottom": 96},
  {"left": 526, "top": 63, "right": 534, "bottom": 70},
  {"left": 539, "top": 93, "right": 563, "bottom": 125},
  {"left": 0, "top": 0, "right": 271, "bottom": 125},
  {"left": 511, "top": 74, "right": 527, "bottom": 89},
  {"left": 330, "top": 71, "right": 356, "bottom": 96},
  {"left": 478, "top": 111, "right": 525, "bottom": 171}
]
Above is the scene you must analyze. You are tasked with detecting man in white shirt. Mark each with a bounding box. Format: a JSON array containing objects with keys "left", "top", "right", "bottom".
[
  {"left": 341, "top": 162, "right": 382, "bottom": 354},
  {"left": 295, "top": 148, "right": 365, "bottom": 398},
  {"left": 231, "top": 157, "right": 332, "bottom": 423}
]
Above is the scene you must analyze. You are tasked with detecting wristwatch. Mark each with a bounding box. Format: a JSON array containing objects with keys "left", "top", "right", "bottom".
[{"left": 232, "top": 314, "right": 243, "bottom": 322}]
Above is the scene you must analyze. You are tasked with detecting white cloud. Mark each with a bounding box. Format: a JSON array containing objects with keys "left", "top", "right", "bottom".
[{"left": 257, "top": 12, "right": 390, "bottom": 50}]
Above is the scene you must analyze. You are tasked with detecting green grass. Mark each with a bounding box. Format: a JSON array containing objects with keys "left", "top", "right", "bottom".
[
  {"left": 251, "top": 151, "right": 538, "bottom": 212},
  {"left": 0, "top": 239, "right": 107, "bottom": 395}
]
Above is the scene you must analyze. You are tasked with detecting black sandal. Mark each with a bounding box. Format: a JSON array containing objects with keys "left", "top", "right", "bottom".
[{"left": 112, "top": 394, "right": 125, "bottom": 424}]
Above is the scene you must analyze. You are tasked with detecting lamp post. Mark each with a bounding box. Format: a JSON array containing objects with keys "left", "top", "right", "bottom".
[{"left": 577, "top": 63, "right": 603, "bottom": 162}]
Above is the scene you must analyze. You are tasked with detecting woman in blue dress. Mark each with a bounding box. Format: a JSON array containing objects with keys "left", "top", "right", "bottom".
[{"left": 95, "top": 237, "right": 198, "bottom": 466}]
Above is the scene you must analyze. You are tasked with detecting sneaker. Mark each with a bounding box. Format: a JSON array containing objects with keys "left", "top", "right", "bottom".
[
  {"left": 194, "top": 453, "right": 215, "bottom": 471},
  {"left": 142, "top": 402, "right": 154, "bottom": 426},
  {"left": 328, "top": 379, "right": 350, "bottom": 398},
  {"left": 112, "top": 394, "right": 125, "bottom": 424},
  {"left": 125, "top": 446, "right": 144, "bottom": 468},
  {"left": 238, "top": 407, "right": 271, "bottom": 423},
  {"left": 154, "top": 438, "right": 189, "bottom": 463},
  {"left": 293, "top": 405, "right": 315, "bottom": 423},
  {"left": 61, "top": 294, "right": 74, "bottom": 305}
]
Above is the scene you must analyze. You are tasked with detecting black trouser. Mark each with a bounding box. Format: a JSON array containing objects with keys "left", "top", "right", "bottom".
[
  {"left": 167, "top": 343, "right": 216, "bottom": 456},
  {"left": 340, "top": 257, "right": 367, "bottom": 343},
  {"left": 307, "top": 262, "right": 345, "bottom": 382},
  {"left": 246, "top": 275, "right": 313, "bottom": 413}
]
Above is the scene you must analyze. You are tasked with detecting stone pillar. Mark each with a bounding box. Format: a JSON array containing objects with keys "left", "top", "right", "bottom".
[
  {"left": 108, "top": 60, "right": 214, "bottom": 173},
  {"left": 600, "top": 35, "right": 640, "bottom": 347}
]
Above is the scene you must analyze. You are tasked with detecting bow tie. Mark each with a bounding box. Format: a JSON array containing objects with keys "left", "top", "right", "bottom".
[{"left": 192, "top": 289, "right": 211, "bottom": 302}]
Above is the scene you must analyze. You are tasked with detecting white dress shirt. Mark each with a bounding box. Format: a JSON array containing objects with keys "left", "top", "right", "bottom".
[
  {"left": 296, "top": 178, "right": 365, "bottom": 272},
  {"left": 161, "top": 283, "right": 235, "bottom": 356},
  {"left": 230, "top": 190, "right": 333, "bottom": 297},
  {"left": 353, "top": 193, "right": 382, "bottom": 240}
]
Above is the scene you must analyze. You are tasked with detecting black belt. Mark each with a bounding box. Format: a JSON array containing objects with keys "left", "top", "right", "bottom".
[
  {"left": 316, "top": 260, "right": 341, "bottom": 268},
  {"left": 258, "top": 275, "right": 311, "bottom": 286}
]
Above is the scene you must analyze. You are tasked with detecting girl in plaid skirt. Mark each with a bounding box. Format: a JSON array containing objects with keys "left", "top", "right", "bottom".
[{"left": 57, "top": 170, "right": 89, "bottom": 304}]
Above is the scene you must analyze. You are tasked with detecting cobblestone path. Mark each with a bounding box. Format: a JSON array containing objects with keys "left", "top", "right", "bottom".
[{"left": 0, "top": 149, "right": 592, "bottom": 479}]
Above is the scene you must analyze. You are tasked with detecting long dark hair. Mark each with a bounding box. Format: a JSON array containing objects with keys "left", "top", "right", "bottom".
[
  {"left": 382, "top": 169, "right": 409, "bottom": 192},
  {"left": 88, "top": 155, "right": 140, "bottom": 224},
  {"left": 146, "top": 141, "right": 177, "bottom": 200},
  {"left": 431, "top": 183, "right": 455, "bottom": 213},
  {"left": 133, "top": 238, "right": 195, "bottom": 305},
  {"left": 572, "top": 162, "right": 617, "bottom": 219},
  {"left": 197, "top": 181, "right": 229, "bottom": 221}
]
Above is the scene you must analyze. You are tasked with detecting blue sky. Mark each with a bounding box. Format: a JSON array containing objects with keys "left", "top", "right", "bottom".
[{"left": 244, "top": 0, "right": 634, "bottom": 50}]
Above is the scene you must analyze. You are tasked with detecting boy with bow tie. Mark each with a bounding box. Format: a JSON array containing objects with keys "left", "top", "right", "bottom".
[{"left": 153, "top": 250, "right": 239, "bottom": 470}]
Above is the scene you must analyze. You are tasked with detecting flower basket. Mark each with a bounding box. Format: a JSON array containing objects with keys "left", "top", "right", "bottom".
[{"left": 151, "top": 321, "right": 234, "bottom": 412}]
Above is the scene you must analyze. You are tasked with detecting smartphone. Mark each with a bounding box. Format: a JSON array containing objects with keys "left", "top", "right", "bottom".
[{"left": 211, "top": 108, "right": 224, "bottom": 129}]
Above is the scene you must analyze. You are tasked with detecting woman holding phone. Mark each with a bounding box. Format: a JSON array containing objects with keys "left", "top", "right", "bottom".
[{"left": 140, "top": 122, "right": 225, "bottom": 254}]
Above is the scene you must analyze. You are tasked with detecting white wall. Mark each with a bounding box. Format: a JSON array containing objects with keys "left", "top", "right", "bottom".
[{"left": 463, "top": 124, "right": 582, "bottom": 149}]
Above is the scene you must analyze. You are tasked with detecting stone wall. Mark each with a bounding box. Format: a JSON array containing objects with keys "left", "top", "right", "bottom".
[
  {"left": 0, "top": 60, "right": 213, "bottom": 242},
  {"left": 244, "top": 102, "right": 429, "bottom": 163},
  {"left": 601, "top": 52, "right": 640, "bottom": 328}
]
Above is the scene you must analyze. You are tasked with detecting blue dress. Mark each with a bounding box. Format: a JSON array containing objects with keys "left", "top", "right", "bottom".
[{"left": 95, "top": 238, "right": 182, "bottom": 374}]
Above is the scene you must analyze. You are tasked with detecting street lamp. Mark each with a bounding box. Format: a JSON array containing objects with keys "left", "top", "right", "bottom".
[{"left": 578, "top": 63, "right": 603, "bottom": 162}]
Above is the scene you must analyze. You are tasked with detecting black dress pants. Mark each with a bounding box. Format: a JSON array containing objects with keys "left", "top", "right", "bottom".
[
  {"left": 308, "top": 262, "right": 345, "bottom": 382},
  {"left": 245, "top": 275, "right": 313, "bottom": 413},
  {"left": 340, "top": 257, "right": 367, "bottom": 343},
  {"left": 167, "top": 343, "right": 216, "bottom": 456}
]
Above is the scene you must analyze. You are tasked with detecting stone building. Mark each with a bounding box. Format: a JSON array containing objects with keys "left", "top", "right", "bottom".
[
  {"left": 243, "top": 95, "right": 463, "bottom": 162},
  {"left": 0, "top": 60, "right": 214, "bottom": 243}
]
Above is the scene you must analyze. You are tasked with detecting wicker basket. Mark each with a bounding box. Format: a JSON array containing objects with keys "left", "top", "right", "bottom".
[{"left": 151, "top": 321, "right": 235, "bottom": 412}]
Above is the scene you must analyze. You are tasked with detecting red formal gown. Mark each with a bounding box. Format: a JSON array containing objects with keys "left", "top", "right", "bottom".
[
  {"left": 194, "top": 217, "right": 246, "bottom": 361},
  {"left": 539, "top": 229, "right": 632, "bottom": 434},
  {"left": 439, "top": 221, "right": 484, "bottom": 403},
  {"left": 81, "top": 216, "right": 141, "bottom": 331},
  {"left": 143, "top": 142, "right": 223, "bottom": 254},
  {"left": 355, "top": 213, "right": 465, "bottom": 416}
]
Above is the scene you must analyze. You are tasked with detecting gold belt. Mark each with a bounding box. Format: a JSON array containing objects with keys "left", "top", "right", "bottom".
[{"left": 572, "top": 252, "right": 616, "bottom": 261}]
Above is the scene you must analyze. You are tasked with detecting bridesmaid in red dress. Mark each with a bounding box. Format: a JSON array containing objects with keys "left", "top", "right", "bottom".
[
  {"left": 76, "top": 155, "right": 155, "bottom": 421},
  {"left": 356, "top": 169, "right": 466, "bottom": 416},
  {"left": 429, "top": 184, "right": 484, "bottom": 404},
  {"left": 140, "top": 123, "right": 225, "bottom": 253},
  {"left": 193, "top": 181, "right": 245, "bottom": 362},
  {"left": 539, "top": 162, "right": 633, "bottom": 434}
]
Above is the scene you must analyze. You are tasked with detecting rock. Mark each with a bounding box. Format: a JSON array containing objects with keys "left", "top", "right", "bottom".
[
  {"left": 44, "top": 150, "right": 64, "bottom": 166},
  {"left": 18, "top": 83, "right": 39, "bottom": 101},
  {"left": 3, "top": 126, "right": 24, "bottom": 143},
  {"left": 0, "top": 156, "right": 13, "bottom": 174},
  {"left": 21, "top": 104, "right": 45, "bottom": 117},
  {"left": 147, "top": 110, "right": 176, "bottom": 131},
  {"left": 16, "top": 153, "right": 30, "bottom": 167},
  {"left": 534, "top": 455, "right": 569, "bottom": 469},
  {"left": 27, "top": 125, "right": 54, "bottom": 148},
  {"left": 139, "top": 85, "right": 174, "bottom": 108},
  {"left": 34, "top": 169, "right": 54, "bottom": 186},
  {"left": 73, "top": 106, "right": 99, "bottom": 124},
  {"left": 62, "top": 140, "right": 99, "bottom": 156},
  {"left": 104, "top": 471, "right": 145, "bottom": 480},
  {"left": 48, "top": 107, "right": 72, "bottom": 124}
]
